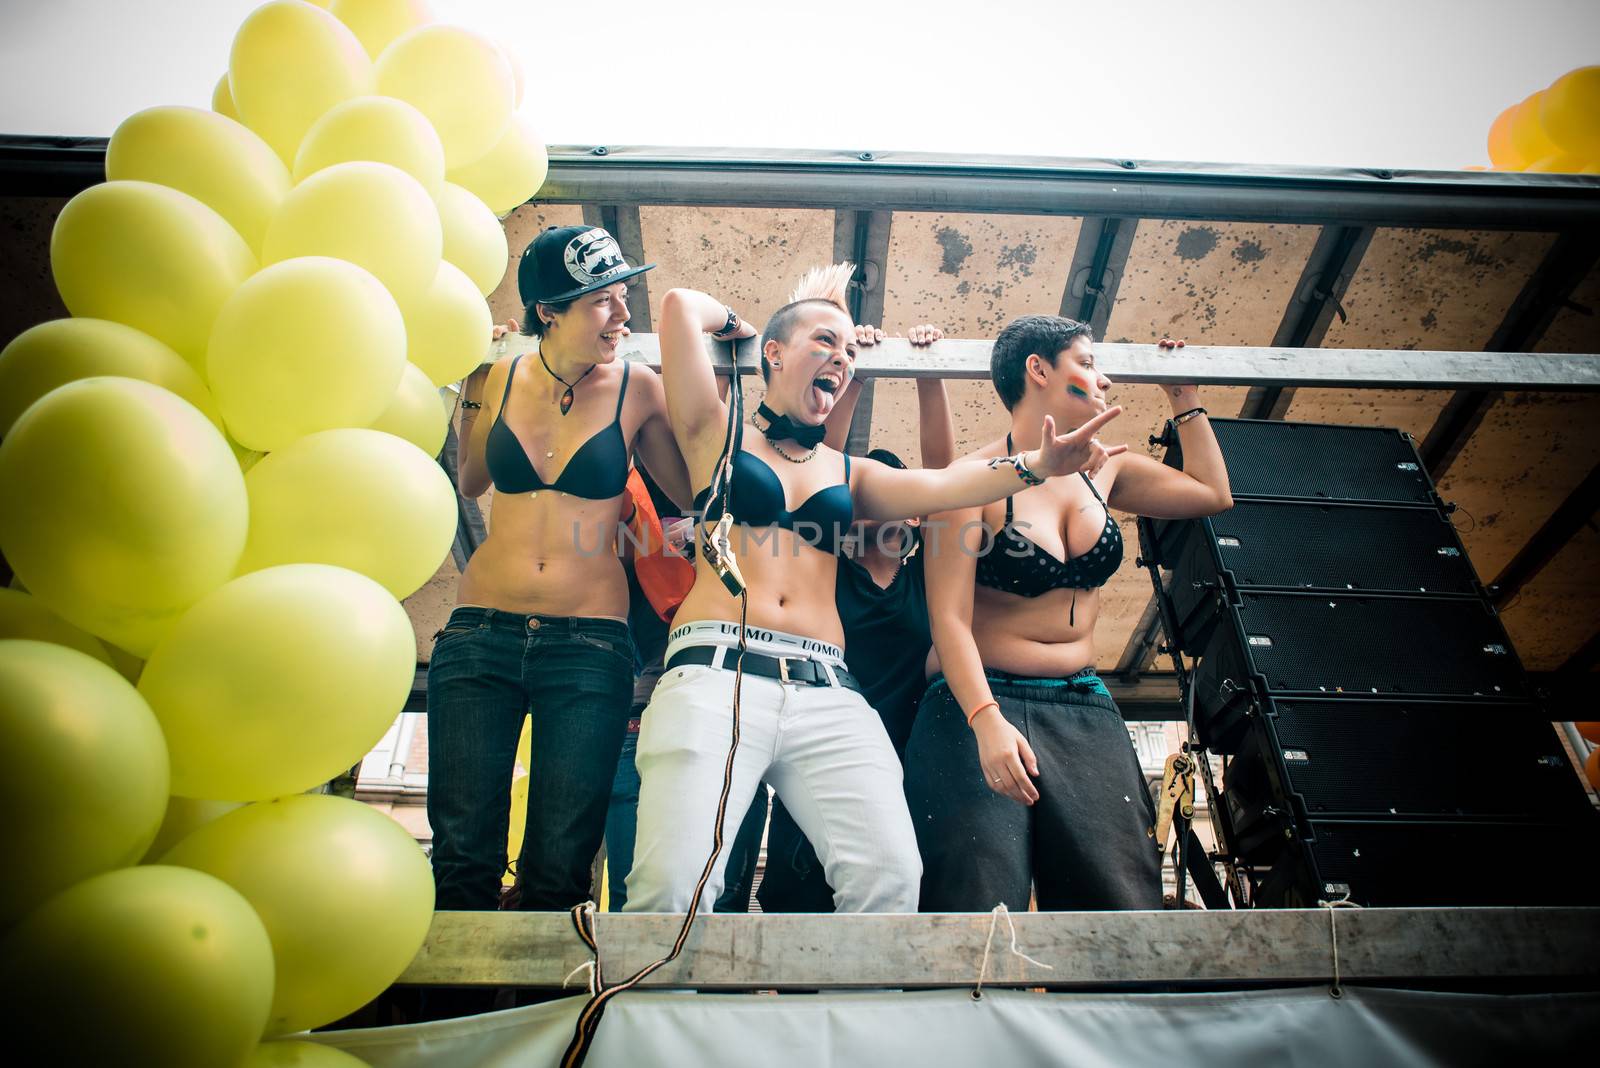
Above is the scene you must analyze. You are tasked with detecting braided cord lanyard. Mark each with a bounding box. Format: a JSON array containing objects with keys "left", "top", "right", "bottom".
[{"left": 561, "top": 333, "right": 753, "bottom": 1068}]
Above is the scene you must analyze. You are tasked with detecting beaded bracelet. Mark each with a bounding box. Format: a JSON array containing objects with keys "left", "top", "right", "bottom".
[
  {"left": 459, "top": 399, "right": 483, "bottom": 410},
  {"left": 1173, "top": 406, "right": 1207, "bottom": 426},
  {"left": 989, "top": 452, "right": 1046, "bottom": 487}
]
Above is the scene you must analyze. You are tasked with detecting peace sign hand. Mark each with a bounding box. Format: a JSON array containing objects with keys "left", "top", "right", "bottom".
[{"left": 1029, "top": 406, "right": 1127, "bottom": 480}]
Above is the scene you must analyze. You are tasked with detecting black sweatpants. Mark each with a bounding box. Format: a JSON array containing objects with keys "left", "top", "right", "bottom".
[{"left": 904, "top": 673, "right": 1164, "bottom": 912}]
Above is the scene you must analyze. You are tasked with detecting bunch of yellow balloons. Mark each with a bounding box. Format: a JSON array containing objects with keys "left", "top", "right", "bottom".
[
  {"left": 0, "top": 1, "right": 551, "bottom": 1062},
  {"left": 1485, "top": 66, "right": 1600, "bottom": 173}
]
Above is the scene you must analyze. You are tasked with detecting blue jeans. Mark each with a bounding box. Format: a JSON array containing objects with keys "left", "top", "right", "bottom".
[{"left": 426, "top": 607, "right": 635, "bottom": 912}]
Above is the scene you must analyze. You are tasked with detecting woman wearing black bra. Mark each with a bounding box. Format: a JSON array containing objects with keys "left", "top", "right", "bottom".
[
  {"left": 426, "top": 225, "right": 692, "bottom": 918},
  {"left": 910, "top": 314, "right": 1232, "bottom": 912},
  {"left": 623, "top": 276, "right": 1127, "bottom": 914}
]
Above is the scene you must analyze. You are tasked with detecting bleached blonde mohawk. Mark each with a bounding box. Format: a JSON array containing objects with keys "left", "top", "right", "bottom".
[{"left": 788, "top": 262, "right": 856, "bottom": 311}]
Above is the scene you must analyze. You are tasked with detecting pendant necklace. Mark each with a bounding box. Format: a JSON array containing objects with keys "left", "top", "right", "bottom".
[{"left": 539, "top": 350, "right": 595, "bottom": 416}]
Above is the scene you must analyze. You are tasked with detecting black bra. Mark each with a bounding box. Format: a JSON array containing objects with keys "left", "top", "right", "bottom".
[
  {"left": 693, "top": 418, "right": 853, "bottom": 555},
  {"left": 485, "top": 355, "right": 630, "bottom": 499},
  {"left": 974, "top": 434, "right": 1122, "bottom": 616}
]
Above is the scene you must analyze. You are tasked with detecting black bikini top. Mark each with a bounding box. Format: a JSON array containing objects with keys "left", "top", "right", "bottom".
[
  {"left": 693, "top": 417, "right": 854, "bottom": 555},
  {"left": 485, "top": 354, "right": 630, "bottom": 499},
  {"left": 974, "top": 434, "right": 1122, "bottom": 615}
]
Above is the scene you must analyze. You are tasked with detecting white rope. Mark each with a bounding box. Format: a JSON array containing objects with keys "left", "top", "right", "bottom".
[
  {"left": 563, "top": 959, "right": 597, "bottom": 994},
  {"left": 1316, "top": 894, "right": 1362, "bottom": 998},
  {"left": 564, "top": 901, "right": 601, "bottom": 995},
  {"left": 971, "top": 904, "right": 1053, "bottom": 1000}
]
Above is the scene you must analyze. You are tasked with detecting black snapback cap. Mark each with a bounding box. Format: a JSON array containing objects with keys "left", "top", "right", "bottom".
[{"left": 517, "top": 225, "right": 656, "bottom": 305}]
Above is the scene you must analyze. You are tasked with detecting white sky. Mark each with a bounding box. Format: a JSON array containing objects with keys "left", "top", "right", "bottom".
[{"left": 2, "top": 0, "right": 1597, "bottom": 169}]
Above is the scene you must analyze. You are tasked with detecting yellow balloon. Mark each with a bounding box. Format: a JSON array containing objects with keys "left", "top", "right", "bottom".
[
  {"left": 240, "top": 428, "right": 457, "bottom": 599},
  {"left": 0, "top": 317, "right": 224, "bottom": 437},
  {"left": 293, "top": 95, "right": 446, "bottom": 199},
  {"left": 1508, "top": 93, "right": 1561, "bottom": 171},
  {"left": 0, "top": 378, "right": 247, "bottom": 655},
  {"left": 229, "top": 0, "right": 372, "bottom": 163},
  {"left": 446, "top": 113, "right": 549, "bottom": 216},
  {"left": 0, "top": 588, "right": 115, "bottom": 668},
  {"left": 1541, "top": 66, "right": 1600, "bottom": 156},
  {"left": 504, "top": 44, "right": 525, "bottom": 108},
  {"left": 138, "top": 564, "right": 416, "bottom": 800},
  {"left": 107, "top": 105, "right": 291, "bottom": 255},
  {"left": 370, "top": 362, "right": 450, "bottom": 457},
  {"left": 0, "top": 865, "right": 274, "bottom": 1068},
  {"left": 161, "top": 795, "right": 434, "bottom": 1035},
  {"left": 248, "top": 1040, "right": 373, "bottom": 1068},
  {"left": 141, "top": 796, "right": 245, "bottom": 864},
  {"left": 375, "top": 25, "right": 514, "bottom": 168},
  {"left": 207, "top": 256, "right": 407, "bottom": 452},
  {"left": 507, "top": 773, "right": 529, "bottom": 886},
  {"left": 0, "top": 641, "right": 169, "bottom": 926},
  {"left": 437, "top": 181, "right": 509, "bottom": 297},
  {"left": 50, "top": 180, "right": 256, "bottom": 369},
  {"left": 405, "top": 260, "right": 493, "bottom": 386},
  {"left": 331, "top": 0, "right": 433, "bottom": 59},
  {"left": 104, "top": 642, "right": 146, "bottom": 684},
  {"left": 264, "top": 160, "right": 442, "bottom": 306},
  {"left": 212, "top": 73, "right": 240, "bottom": 120}
]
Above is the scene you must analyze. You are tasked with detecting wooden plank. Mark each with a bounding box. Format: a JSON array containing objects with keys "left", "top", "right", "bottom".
[
  {"left": 479, "top": 333, "right": 1600, "bottom": 390},
  {"left": 396, "top": 907, "right": 1600, "bottom": 989}
]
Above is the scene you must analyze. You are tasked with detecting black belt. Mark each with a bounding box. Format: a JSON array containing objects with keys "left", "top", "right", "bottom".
[{"left": 666, "top": 645, "right": 861, "bottom": 693}]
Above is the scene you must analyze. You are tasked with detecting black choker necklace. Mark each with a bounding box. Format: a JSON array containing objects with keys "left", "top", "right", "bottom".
[
  {"left": 539, "top": 350, "right": 595, "bottom": 416},
  {"left": 756, "top": 402, "right": 826, "bottom": 448}
]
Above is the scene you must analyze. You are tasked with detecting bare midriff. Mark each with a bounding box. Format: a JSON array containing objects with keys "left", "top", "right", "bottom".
[
  {"left": 926, "top": 583, "right": 1101, "bottom": 680},
  {"left": 673, "top": 526, "right": 845, "bottom": 649},
  {"left": 455, "top": 490, "right": 630, "bottom": 620}
]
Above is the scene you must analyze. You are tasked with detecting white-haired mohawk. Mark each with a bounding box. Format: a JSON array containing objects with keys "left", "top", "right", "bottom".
[{"left": 788, "top": 262, "right": 856, "bottom": 312}]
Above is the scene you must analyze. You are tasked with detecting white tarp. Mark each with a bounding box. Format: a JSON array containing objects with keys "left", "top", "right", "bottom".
[{"left": 309, "top": 986, "right": 1595, "bottom": 1067}]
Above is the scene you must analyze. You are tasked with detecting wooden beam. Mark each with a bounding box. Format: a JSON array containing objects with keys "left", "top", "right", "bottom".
[
  {"left": 832, "top": 210, "right": 893, "bottom": 456},
  {"left": 396, "top": 907, "right": 1600, "bottom": 989},
  {"left": 1419, "top": 233, "right": 1600, "bottom": 479},
  {"left": 439, "top": 423, "right": 486, "bottom": 570},
  {"left": 480, "top": 334, "right": 1600, "bottom": 391},
  {"left": 1489, "top": 462, "right": 1600, "bottom": 607}
]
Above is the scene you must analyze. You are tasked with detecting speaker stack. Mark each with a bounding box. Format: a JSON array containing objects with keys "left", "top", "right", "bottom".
[{"left": 1141, "top": 418, "right": 1598, "bottom": 908}]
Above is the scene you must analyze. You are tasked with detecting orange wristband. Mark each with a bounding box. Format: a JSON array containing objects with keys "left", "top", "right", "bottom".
[{"left": 965, "top": 700, "right": 999, "bottom": 727}]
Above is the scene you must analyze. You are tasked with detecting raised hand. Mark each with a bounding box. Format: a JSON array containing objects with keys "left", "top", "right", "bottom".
[{"left": 1031, "top": 406, "right": 1127, "bottom": 480}]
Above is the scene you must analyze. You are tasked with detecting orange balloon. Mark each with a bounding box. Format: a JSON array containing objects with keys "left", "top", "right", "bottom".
[
  {"left": 1586, "top": 746, "right": 1600, "bottom": 792},
  {"left": 1577, "top": 722, "right": 1600, "bottom": 744},
  {"left": 1527, "top": 152, "right": 1594, "bottom": 174},
  {"left": 1508, "top": 93, "right": 1561, "bottom": 169},
  {"left": 1541, "top": 66, "right": 1600, "bottom": 156},
  {"left": 1486, "top": 103, "right": 1522, "bottom": 169}
]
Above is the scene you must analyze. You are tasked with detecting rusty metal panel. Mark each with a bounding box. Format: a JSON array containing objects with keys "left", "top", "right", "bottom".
[
  {"left": 1434, "top": 391, "right": 1600, "bottom": 581},
  {"left": 1536, "top": 259, "right": 1600, "bottom": 354},
  {"left": 1289, "top": 228, "right": 1556, "bottom": 435},
  {"left": 638, "top": 206, "right": 836, "bottom": 332},
  {"left": 870, "top": 211, "right": 1083, "bottom": 467},
  {"left": 488, "top": 202, "right": 587, "bottom": 325},
  {"left": 1106, "top": 221, "right": 1320, "bottom": 346},
  {"left": 1498, "top": 515, "right": 1600, "bottom": 671}
]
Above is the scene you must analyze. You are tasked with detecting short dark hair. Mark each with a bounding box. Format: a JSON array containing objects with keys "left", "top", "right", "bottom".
[
  {"left": 759, "top": 298, "right": 849, "bottom": 381},
  {"left": 990, "top": 315, "right": 1095, "bottom": 410},
  {"left": 866, "top": 447, "right": 906, "bottom": 470},
  {"left": 520, "top": 297, "right": 575, "bottom": 339}
]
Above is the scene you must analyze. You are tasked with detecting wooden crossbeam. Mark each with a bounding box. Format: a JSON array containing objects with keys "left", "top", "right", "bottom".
[
  {"left": 482, "top": 334, "right": 1600, "bottom": 391},
  {"left": 397, "top": 907, "right": 1600, "bottom": 989}
]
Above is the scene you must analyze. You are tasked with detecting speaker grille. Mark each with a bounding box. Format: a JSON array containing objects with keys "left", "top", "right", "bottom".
[
  {"left": 1228, "top": 592, "right": 1525, "bottom": 698},
  {"left": 1170, "top": 419, "right": 1435, "bottom": 503}
]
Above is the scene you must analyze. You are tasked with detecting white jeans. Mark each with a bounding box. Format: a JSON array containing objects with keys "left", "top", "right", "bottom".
[{"left": 624, "top": 632, "right": 922, "bottom": 914}]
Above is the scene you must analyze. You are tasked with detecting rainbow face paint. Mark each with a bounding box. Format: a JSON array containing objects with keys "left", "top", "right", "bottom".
[{"left": 1066, "top": 366, "right": 1095, "bottom": 400}]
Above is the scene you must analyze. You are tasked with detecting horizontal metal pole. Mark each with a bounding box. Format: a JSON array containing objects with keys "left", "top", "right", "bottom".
[
  {"left": 398, "top": 907, "right": 1600, "bottom": 989},
  {"left": 6, "top": 138, "right": 1600, "bottom": 228},
  {"left": 488, "top": 333, "right": 1600, "bottom": 391},
  {"left": 538, "top": 147, "right": 1600, "bottom": 229}
]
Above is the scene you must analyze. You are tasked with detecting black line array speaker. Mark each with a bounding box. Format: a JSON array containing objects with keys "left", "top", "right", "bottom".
[{"left": 1143, "top": 418, "right": 1599, "bottom": 908}]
